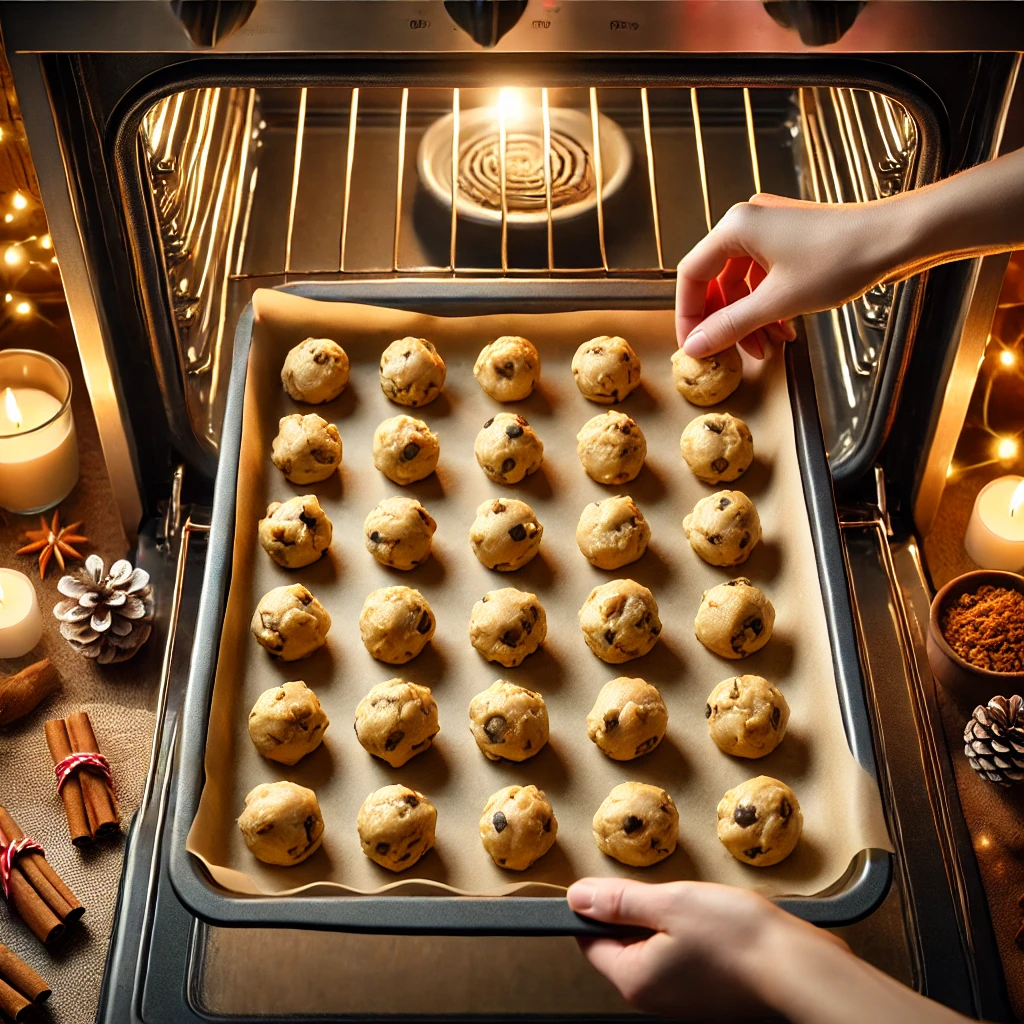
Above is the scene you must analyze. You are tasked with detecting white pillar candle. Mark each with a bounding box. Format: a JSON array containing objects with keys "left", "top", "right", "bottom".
[
  {"left": 0, "top": 350, "right": 79, "bottom": 514},
  {"left": 0, "top": 568, "right": 43, "bottom": 658},
  {"left": 964, "top": 475, "right": 1024, "bottom": 571}
]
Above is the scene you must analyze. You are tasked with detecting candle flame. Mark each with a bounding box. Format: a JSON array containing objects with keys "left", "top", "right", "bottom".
[
  {"left": 3, "top": 387, "right": 20, "bottom": 430},
  {"left": 1010, "top": 480, "right": 1024, "bottom": 518}
]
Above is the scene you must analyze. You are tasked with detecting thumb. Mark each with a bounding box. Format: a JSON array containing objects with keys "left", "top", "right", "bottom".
[
  {"left": 567, "top": 877, "right": 669, "bottom": 929},
  {"left": 683, "top": 282, "right": 784, "bottom": 358}
]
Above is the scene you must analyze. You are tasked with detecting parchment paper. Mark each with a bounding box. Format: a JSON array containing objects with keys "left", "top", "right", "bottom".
[{"left": 187, "top": 288, "right": 891, "bottom": 899}]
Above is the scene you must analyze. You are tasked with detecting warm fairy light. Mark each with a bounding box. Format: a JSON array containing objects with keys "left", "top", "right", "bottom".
[
  {"left": 4, "top": 214, "right": 13, "bottom": 224},
  {"left": 14, "top": 300, "right": 32, "bottom": 316},
  {"left": 1000, "top": 349, "right": 1016, "bottom": 367},
  {"left": 4, "top": 387, "right": 21, "bottom": 429},
  {"left": 997, "top": 436, "right": 1019, "bottom": 462},
  {"left": 39, "top": 234, "right": 51, "bottom": 250},
  {"left": 497, "top": 88, "right": 525, "bottom": 122},
  {"left": 11, "top": 192, "right": 27, "bottom": 210},
  {"left": 4, "top": 245, "right": 24, "bottom": 266},
  {"left": 1010, "top": 480, "right": 1024, "bottom": 518},
  {"left": 946, "top": 463, "right": 955, "bottom": 479},
  {"left": 5, "top": 293, "right": 12, "bottom": 303}
]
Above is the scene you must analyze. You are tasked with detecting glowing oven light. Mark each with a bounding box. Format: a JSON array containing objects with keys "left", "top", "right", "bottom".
[
  {"left": 497, "top": 88, "right": 525, "bottom": 122},
  {"left": 3, "top": 387, "right": 21, "bottom": 430},
  {"left": 1011, "top": 479, "right": 1024, "bottom": 518}
]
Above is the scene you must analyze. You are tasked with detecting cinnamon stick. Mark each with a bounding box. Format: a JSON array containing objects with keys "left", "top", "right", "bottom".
[
  {"left": 0, "top": 944, "right": 50, "bottom": 1004},
  {"left": 43, "top": 718, "right": 92, "bottom": 847},
  {"left": 0, "top": 807, "right": 83, "bottom": 943},
  {"left": 0, "top": 659, "right": 59, "bottom": 728},
  {"left": 0, "top": 976, "right": 30, "bottom": 1022},
  {"left": 65, "top": 711, "right": 119, "bottom": 839}
]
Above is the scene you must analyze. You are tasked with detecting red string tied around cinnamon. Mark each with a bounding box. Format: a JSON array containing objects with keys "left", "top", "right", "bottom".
[
  {"left": 0, "top": 838, "right": 44, "bottom": 900},
  {"left": 54, "top": 752, "right": 113, "bottom": 795}
]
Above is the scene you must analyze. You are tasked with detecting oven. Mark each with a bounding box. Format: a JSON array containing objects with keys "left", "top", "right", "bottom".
[{"left": 1, "top": 2, "right": 1021, "bottom": 1020}]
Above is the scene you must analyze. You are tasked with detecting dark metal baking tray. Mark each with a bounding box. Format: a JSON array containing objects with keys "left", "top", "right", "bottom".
[{"left": 169, "top": 279, "right": 891, "bottom": 935}]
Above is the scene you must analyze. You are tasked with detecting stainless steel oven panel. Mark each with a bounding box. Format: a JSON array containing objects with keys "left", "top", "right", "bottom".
[{"left": 167, "top": 277, "right": 889, "bottom": 935}]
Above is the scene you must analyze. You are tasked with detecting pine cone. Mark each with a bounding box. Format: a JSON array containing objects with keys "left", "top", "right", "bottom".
[
  {"left": 53, "top": 554, "right": 154, "bottom": 665},
  {"left": 963, "top": 695, "right": 1024, "bottom": 787}
]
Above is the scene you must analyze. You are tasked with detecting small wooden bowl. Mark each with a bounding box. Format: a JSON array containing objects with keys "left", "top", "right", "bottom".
[{"left": 927, "top": 569, "right": 1024, "bottom": 707}]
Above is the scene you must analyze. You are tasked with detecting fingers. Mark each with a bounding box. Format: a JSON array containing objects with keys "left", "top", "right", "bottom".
[
  {"left": 739, "top": 328, "right": 767, "bottom": 360},
  {"left": 577, "top": 936, "right": 647, "bottom": 990},
  {"left": 682, "top": 283, "right": 783, "bottom": 358},
  {"left": 676, "top": 230, "right": 752, "bottom": 345},
  {"left": 568, "top": 877, "right": 672, "bottom": 928}
]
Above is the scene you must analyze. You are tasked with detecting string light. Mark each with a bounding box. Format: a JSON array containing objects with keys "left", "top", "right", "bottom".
[
  {"left": 14, "top": 300, "right": 32, "bottom": 317},
  {"left": 39, "top": 234, "right": 51, "bottom": 250},
  {"left": 3, "top": 245, "right": 24, "bottom": 266},
  {"left": 997, "top": 436, "right": 1019, "bottom": 462},
  {"left": 11, "top": 192, "right": 27, "bottom": 211},
  {"left": 1000, "top": 349, "right": 1016, "bottom": 367}
]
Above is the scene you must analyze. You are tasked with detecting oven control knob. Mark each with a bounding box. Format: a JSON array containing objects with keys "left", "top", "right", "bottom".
[
  {"left": 762, "top": 0, "right": 865, "bottom": 45},
  {"left": 170, "top": 0, "right": 257, "bottom": 48},
  {"left": 444, "top": 0, "right": 528, "bottom": 47}
]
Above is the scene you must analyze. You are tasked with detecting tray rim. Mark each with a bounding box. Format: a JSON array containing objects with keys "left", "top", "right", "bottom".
[{"left": 168, "top": 278, "right": 892, "bottom": 935}]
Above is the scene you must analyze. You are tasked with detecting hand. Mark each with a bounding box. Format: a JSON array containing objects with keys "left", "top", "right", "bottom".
[
  {"left": 676, "top": 193, "right": 899, "bottom": 358},
  {"left": 568, "top": 877, "right": 839, "bottom": 1020}
]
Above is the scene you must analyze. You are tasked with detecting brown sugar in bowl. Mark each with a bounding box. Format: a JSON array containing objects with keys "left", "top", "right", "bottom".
[{"left": 928, "top": 570, "right": 1024, "bottom": 706}]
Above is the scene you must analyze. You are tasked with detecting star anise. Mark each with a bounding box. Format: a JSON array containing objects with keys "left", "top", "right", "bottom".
[{"left": 17, "top": 509, "right": 88, "bottom": 579}]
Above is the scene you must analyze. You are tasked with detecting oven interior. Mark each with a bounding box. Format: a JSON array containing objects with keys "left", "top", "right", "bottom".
[{"left": 136, "top": 80, "right": 921, "bottom": 482}]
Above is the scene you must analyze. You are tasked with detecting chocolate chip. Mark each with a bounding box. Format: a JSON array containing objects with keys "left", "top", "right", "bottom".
[
  {"left": 708, "top": 534, "right": 722, "bottom": 545},
  {"left": 520, "top": 616, "right": 534, "bottom": 635},
  {"left": 401, "top": 441, "right": 422, "bottom": 462},
  {"left": 501, "top": 629, "right": 521, "bottom": 647},
  {"left": 604, "top": 713, "right": 619, "bottom": 731},
  {"left": 711, "top": 457, "right": 729, "bottom": 473},
  {"left": 734, "top": 804, "right": 758, "bottom": 827},
  {"left": 376, "top": 842, "right": 390, "bottom": 854},
  {"left": 622, "top": 815, "right": 643, "bottom": 835},
  {"left": 634, "top": 736, "right": 660, "bottom": 756},
  {"left": 505, "top": 424, "right": 524, "bottom": 438},
  {"left": 705, "top": 703, "right": 712, "bottom": 718},
  {"left": 406, "top": 794, "right": 419, "bottom": 807},
  {"left": 730, "top": 680, "right": 740, "bottom": 699},
  {"left": 739, "top": 532, "right": 750, "bottom": 549},
  {"left": 483, "top": 417, "right": 494, "bottom": 428},
  {"left": 543, "top": 817, "right": 552, "bottom": 832},
  {"left": 303, "top": 815, "right": 317, "bottom": 844},
  {"left": 492, "top": 811, "right": 508, "bottom": 833},
  {"left": 748, "top": 617, "right": 763, "bottom": 636},
  {"left": 744, "top": 846, "right": 764, "bottom": 859},
  {"left": 416, "top": 611, "right": 432, "bottom": 634},
  {"left": 484, "top": 715, "right": 508, "bottom": 742},
  {"left": 524, "top": 739, "right": 532, "bottom": 750},
  {"left": 501, "top": 457, "right": 516, "bottom": 475},
  {"left": 780, "top": 797, "right": 792, "bottom": 820},
  {"left": 508, "top": 523, "right": 527, "bottom": 542},
  {"left": 718, "top": 497, "right": 732, "bottom": 510},
  {"left": 706, "top": 419, "right": 725, "bottom": 434},
  {"left": 384, "top": 730, "right": 405, "bottom": 751},
  {"left": 620, "top": 423, "right": 631, "bottom": 435},
  {"left": 369, "top": 530, "right": 382, "bottom": 544},
  {"left": 398, "top": 853, "right": 411, "bottom": 862},
  {"left": 300, "top": 512, "right": 319, "bottom": 531},
  {"left": 604, "top": 629, "right": 616, "bottom": 644},
  {"left": 298, "top": 590, "right": 312, "bottom": 605},
  {"left": 771, "top": 705, "right": 781, "bottom": 729},
  {"left": 497, "top": 361, "right": 515, "bottom": 379}
]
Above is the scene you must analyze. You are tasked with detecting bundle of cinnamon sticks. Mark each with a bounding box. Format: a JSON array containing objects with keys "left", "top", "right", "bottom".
[
  {"left": 44, "top": 710, "right": 119, "bottom": 846},
  {"left": 0, "top": 944, "right": 49, "bottom": 1022},
  {"left": 0, "top": 807, "right": 82, "bottom": 945}
]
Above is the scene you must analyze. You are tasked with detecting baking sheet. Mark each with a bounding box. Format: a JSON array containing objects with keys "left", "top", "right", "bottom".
[{"left": 187, "top": 288, "right": 891, "bottom": 898}]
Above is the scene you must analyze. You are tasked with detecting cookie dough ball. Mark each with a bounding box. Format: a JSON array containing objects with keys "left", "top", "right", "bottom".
[
  {"left": 251, "top": 584, "right": 331, "bottom": 661},
  {"left": 717, "top": 775, "right": 802, "bottom": 867},
  {"left": 671, "top": 345, "right": 742, "bottom": 406},
  {"left": 680, "top": 413, "right": 753, "bottom": 485},
  {"left": 238, "top": 781, "right": 324, "bottom": 866},
  {"left": 354, "top": 679, "right": 439, "bottom": 767},
  {"left": 474, "top": 336, "right": 540, "bottom": 402},
  {"left": 372, "top": 414, "right": 440, "bottom": 485},
  {"left": 359, "top": 586, "right": 435, "bottom": 665},
  {"left": 587, "top": 677, "right": 668, "bottom": 761},
  {"left": 469, "top": 588, "right": 546, "bottom": 668},
  {"left": 576, "top": 495, "right": 651, "bottom": 570},
  {"left": 474, "top": 413, "right": 544, "bottom": 485},
  {"left": 271, "top": 413, "right": 342, "bottom": 485},
  {"left": 258, "top": 494, "right": 333, "bottom": 569},
  {"left": 470, "top": 498, "right": 543, "bottom": 572},
  {"left": 706, "top": 675, "right": 790, "bottom": 758},
  {"left": 695, "top": 578, "right": 775, "bottom": 659},
  {"left": 364, "top": 496, "right": 436, "bottom": 570},
  {"left": 579, "top": 579, "right": 661, "bottom": 664},
  {"left": 572, "top": 336, "right": 641, "bottom": 404},
  {"left": 683, "top": 490, "right": 762, "bottom": 567},
  {"left": 357, "top": 785, "right": 436, "bottom": 872},
  {"left": 379, "top": 337, "right": 445, "bottom": 407},
  {"left": 479, "top": 785, "right": 557, "bottom": 870},
  {"left": 281, "top": 337, "right": 350, "bottom": 404},
  {"left": 469, "top": 681, "right": 549, "bottom": 762},
  {"left": 248, "top": 680, "right": 329, "bottom": 765},
  {"left": 592, "top": 782, "right": 678, "bottom": 867},
  {"left": 576, "top": 411, "right": 647, "bottom": 485}
]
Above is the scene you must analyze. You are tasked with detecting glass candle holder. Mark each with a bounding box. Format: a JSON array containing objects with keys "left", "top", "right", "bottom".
[{"left": 0, "top": 349, "right": 79, "bottom": 514}]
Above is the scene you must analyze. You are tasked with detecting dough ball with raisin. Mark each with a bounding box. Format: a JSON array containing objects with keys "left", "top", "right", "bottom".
[
  {"left": 579, "top": 579, "right": 661, "bottom": 664},
  {"left": 695, "top": 578, "right": 775, "bottom": 659},
  {"left": 717, "top": 775, "right": 802, "bottom": 867},
  {"left": 238, "top": 781, "right": 324, "bottom": 866},
  {"left": 683, "top": 490, "right": 761, "bottom": 567},
  {"left": 258, "top": 494, "right": 333, "bottom": 569},
  {"left": 364, "top": 496, "right": 436, "bottom": 570},
  {"left": 572, "top": 336, "right": 641, "bottom": 404},
  {"left": 359, "top": 585, "right": 435, "bottom": 665},
  {"left": 470, "top": 498, "right": 543, "bottom": 571},
  {"left": 592, "top": 782, "right": 677, "bottom": 867},
  {"left": 357, "top": 785, "right": 436, "bottom": 872},
  {"left": 706, "top": 675, "right": 790, "bottom": 758},
  {"left": 576, "top": 495, "right": 650, "bottom": 570},
  {"left": 474, "top": 335, "right": 540, "bottom": 402},
  {"left": 587, "top": 677, "right": 668, "bottom": 761},
  {"left": 469, "top": 680, "right": 549, "bottom": 762},
  {"left": 354, "top": 679, "right": 439, "bottom": 768},
  {"left": 271, "top": 413, "right": 342, "bottom": 485},
  {"left": 474, "top": 413, "right": 544, "bottom": 485},
  {"left": 379, "top": 337, "right": 445, "bottom": 407},
  {"left": 469, "top": 588, "right": 547, "bottom": 668},
  {"left": 281, "top": 337, "right": 350, "bottom": 404},
  {"left": 372, "top": 414, "right": 440, "bottom": 485},
  {"left": 479, "top": 784, "right": 557, "bottom": 870},
  {"left": 251, "top": 584, "right": 331, "bottom": 661},
  {"left": 670, "top": 345, "right": 742, "bottom": 406},
  {"left": 679, "top": 412, "right": 753, "bottom": 485},
  {"left": 248, "top": 680, "right": 329, "bottom": 765},
  {"left": 576, "top": 411, "right": 647, "bottom": 485}
]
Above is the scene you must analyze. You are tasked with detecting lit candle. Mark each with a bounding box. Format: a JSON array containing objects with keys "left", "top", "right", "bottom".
[
  {"left": 0, "top": 568, "right": 43, "bottom": 658},
  {"left": 964, "top": 475, "right": 1024, "bottom": 571},
  {"left": 0, "top": 349, "right": 78, "bottom": 514}
]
